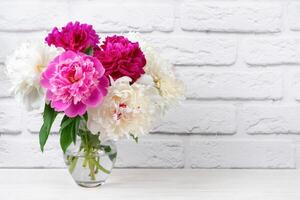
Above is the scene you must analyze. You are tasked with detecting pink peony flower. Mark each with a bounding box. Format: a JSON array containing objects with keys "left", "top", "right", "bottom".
[
  {"left": 94, "top": 35, "right": 146, "bottom": 83},
  {"left": 40, "top": 51, "right": 109, "bottom": 117},
  {"left": 45, "top": 21, "right": 99, "bottom": 52}
]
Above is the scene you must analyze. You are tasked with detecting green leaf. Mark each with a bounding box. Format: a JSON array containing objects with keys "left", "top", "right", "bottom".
[
  {"left": 130, "top": 134, "right": 139, "bottom": 143},
  {"left": 103, "top": 145, "right": 111, "bottom": 153},
  {"left": 84, "top": 47, "right": 93, "bottom": 55},
  {"left": 60, "top": 116, "right": 73, "bottom": 130},
  {"left": 60, "top": 124, "right": 73, "bottom": 153},
  {"left": 109, "top": 152, "right": 117, "bottom": 162},
  {"left": 59, "top": 115, "right": 81, "bottom": 153},
  {"left": 83, "top": 112, "right": 88, "bottom": 122},
  {"left": 87, "top": 133, "right": 101, "bottom": 149},
  {"left": 73, "top": 117, "right": 80, "bottom": 144},
  {"left": 39, "top": 104, "right": 58, "bottom": 152}
]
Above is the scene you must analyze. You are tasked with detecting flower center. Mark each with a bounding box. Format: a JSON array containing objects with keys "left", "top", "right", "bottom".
[
  {"left": 113, "top": 103, "right": 127, "bottom": 121},
  {"left": 66, "top": 65, "right": 82, "bottom": 83},
  {"left": 119, "top": 103, "right": 127, "bottom": 108},
  {"left": 35, "top": 64, "right": 44, "bottom": 73},
  {"left": 67, "top": 70, "right": 77, "bottom": 83},
  {"left": 154, "top": 76, "right": 161, "bottom": 89}
]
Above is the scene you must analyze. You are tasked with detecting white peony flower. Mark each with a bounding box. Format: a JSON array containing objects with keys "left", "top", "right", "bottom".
[
  {"left": 87, "top": 76, "right": 156, "bottom": 141},
  {"left": 127, "top": 32, "right": 185, "bottom": 112},
  {"left": 5, "top": 41, "right": 60, "bottom": 111}
]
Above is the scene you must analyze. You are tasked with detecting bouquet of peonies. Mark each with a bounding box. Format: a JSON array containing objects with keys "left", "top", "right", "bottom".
[{"left": 5, "top": 21, "right": 184, "bottom": 186}]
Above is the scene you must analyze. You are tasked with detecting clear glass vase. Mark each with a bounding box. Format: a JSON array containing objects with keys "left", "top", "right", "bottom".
[{"left": 63, "top": 120, "right": 117, "bottom": 187}]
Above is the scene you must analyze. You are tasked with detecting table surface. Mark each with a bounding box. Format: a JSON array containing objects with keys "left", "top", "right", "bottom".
[{"left": 1, "top": 169, "right": 300, "bottom": 200}]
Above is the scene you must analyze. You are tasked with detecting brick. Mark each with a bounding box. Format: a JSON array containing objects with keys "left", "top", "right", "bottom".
[
  {"left": 186, "top": 140, "right": 295, "bottom": 168},
  {"left": 153, "top": 102, "right": 236, "bottom": 134},
  {"left": 181, "top": 2, "right": 282, "bottom": 33},
  {"left": 295, "top": 141, "right": 300, "bottom": 168},
  {"left": 0, "top": 135, "right": 64, "bottom": 168},
  {"left": 244, "top": 38, "right": 300, "bottom": 65},
  {"left": 241, "top": 106, "right": 300, "bottom": 134},
  {"left": 0, "top": 65, "right": 11, "bottom": 97},
  {"left": 0, "top": 99, "right": 22, "bottom": 134},
  {"left": 0, "top": 1, "right": 69, "bottom": 31},
  {"left": 177, "top": 68, "right": 282, "bottom": 100},
  {"left": 288, "top": 3, "right": 300, "bottom": 31},
  {"left": 147, "top": 36, "right": 237, "bottom": 66},
  {"left": 70, "top": 3, "right": 174, "bottom": 32},
  {"left": 116, "top": 138, "right": 184, "bottom": 168},
  {"left": 292, "top": 72, "right": 300, "bottom": 101},
  {"left": 0, "top": 135, "right": 184, "bottom": 168}
]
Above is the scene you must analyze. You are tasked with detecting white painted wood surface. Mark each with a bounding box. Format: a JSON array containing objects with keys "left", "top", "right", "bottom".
[{"left": 1, "top": 169, "right": 300, "bottom": 200}]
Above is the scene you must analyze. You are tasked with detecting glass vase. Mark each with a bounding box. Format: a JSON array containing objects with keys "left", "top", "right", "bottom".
[{"left": 63, "top": 120, "right": 117, "bottom": 187}]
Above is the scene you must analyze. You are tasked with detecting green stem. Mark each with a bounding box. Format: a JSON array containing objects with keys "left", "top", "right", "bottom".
[
  {"left": 69, "top": 120, "right": 111, "bottom": 180},
  {"left": 88, "top": 159, "right": 96, "bottom": 180},
  {"left": 95, "top": 157, "right": 99, "bottom": 174},
  {"left": 82, "top": 156, "right": 88, "bottom": 168},
  {"left": 68, "top": 156, "right": 78, "bottom": 173},
  {"left": 91, "top": 158, "right": 111, "bottom": 174},
  {"left": 82, "top": 131, "right": 89, "bottom": 168}
]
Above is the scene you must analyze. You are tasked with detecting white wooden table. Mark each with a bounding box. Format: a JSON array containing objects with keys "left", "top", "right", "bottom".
[{"left": 1, "top": 169, "right": 300, "bottom": 200}]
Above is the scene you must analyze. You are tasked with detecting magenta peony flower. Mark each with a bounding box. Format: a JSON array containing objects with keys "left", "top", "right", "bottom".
[
  {"left": 45, "top": 21, "right": 99, "bottom": 52},
  {"left": 40, "top": 51, "right": 109, "bottom": 117},
  {"left": 94, "top": 35, "right": 146, "bottom": 83}
]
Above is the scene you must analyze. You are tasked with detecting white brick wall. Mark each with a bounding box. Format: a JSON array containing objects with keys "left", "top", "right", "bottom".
[{"left": 1, "top": 0, "right": 300, "bottom": 169}]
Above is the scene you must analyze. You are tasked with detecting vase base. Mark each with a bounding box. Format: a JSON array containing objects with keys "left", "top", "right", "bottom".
[{"left": 76, "top": 181, "right": 105, "bottom": 188}]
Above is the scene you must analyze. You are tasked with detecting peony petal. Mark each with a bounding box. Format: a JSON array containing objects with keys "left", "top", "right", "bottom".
[
  {"left": 92, "top": 57, "right": 105, "bottom": 77},
  {"left": 40, "top": 74, "right": 50, "bottom": 88},
  {"left": 51, "top": 100, "right": 71, "bottom": 112},
  {"left": 59, "top": 50, "right": 77, "bottom": 62},
  {"left": 83, "top": 88, "right": 102, "bottom": 107},
  {"left": 46, "top": 90, "right": 53, "bottom": 100},
  {"left": 64, "top": 102, "right": 87, "bottom": 117},
  {"left": 40, "top": 62, "right": 56, "bottom": 88},
  {"left": 98, "top": 76, "right": 109, "bottom": 96}
]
